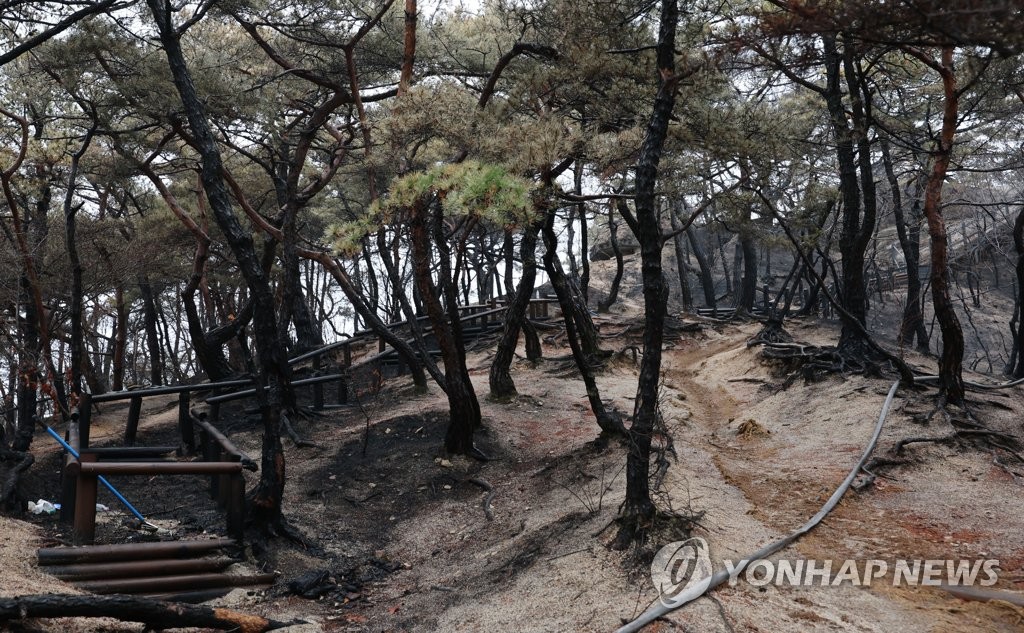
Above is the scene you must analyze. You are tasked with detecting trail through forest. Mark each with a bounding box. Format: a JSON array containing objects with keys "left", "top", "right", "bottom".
[{"left": 8, "top": 314, "right": 1023, "bottom": 632}]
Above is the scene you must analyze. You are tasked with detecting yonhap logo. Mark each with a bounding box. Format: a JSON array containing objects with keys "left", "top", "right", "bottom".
[{"left": 651, "top": 538, "right": 714, "bottom": 607}]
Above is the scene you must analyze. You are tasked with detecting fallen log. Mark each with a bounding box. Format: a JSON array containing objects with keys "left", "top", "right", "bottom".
[{"left": 0, "top": 594, "right": 299, "bottom": 631}]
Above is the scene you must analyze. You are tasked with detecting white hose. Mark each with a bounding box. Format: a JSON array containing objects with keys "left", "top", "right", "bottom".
[{"left": 615, "top": 381, "right": 900, "bottom": 633}]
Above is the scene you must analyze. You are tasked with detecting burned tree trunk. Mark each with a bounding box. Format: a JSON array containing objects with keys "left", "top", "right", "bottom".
[
  {"left": 688, "top": 226, "right": 717, "bottom": 309},
  {"left": 1013, "top": 206, "right": 1024, "bottom": 378},
  {"left": 489, "top": 221, "right": 542, "bottom": 399},
  {"left": 737, "top": 205, "right": 758, "bottom": 316},
  {"left": 138, "top": 279, "right": 164, "bottom": 386},
  {"left": 616, "top": 0, "right": 678, "bottom": 548},
  {"left": 149, "top": 0, "right": 292, "bottom": 528},
  {"left": 881, "top": 138, "right": 929, "bottom": 352},
  {"left": 542, "top": 198, "right": 625, "bottom": 438},
  {"left": 0, "top": 594, "right": 295, "bottom": 631},
  {"left": 598, "top": 200, "right": 626, "bottom": 313},
  {"left": 63, "top": 124, "right": 95, "bottom": 405},
  {"left": 823, "top": 35, "right": 875, "bottom": 358},
  {"left": 669, "top": 200, "right": 693, "bottom": 311},
  {"left": 409, "top": 197, "right": 482, "bottom": 456},
  {"left": 375, "top": 227, "right": 445, "bottom": 388},
  {"left": 919, "top": 47, "right": 964, "bottom": 403}
]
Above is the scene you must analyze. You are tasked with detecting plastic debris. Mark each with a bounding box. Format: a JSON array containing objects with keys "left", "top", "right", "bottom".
[{"left": 28, "top": 499, "right": 56, "bottom": 515}]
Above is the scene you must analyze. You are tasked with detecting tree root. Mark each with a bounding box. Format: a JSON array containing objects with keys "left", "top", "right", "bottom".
[
  {"left": 468, "top": 477, "right": 495, "bottom": 521},
  {"left": 281, "top": 413, "right": 318, "bottom": 449},
  {"left": 753, "top": 340, "right": 901, "bottom": 388},
  {"left": 746, "top": 318, "right": 794, "bottom": 347},
  {"left": 858, "top": 396, "right": 1024, "bottom": 490}
]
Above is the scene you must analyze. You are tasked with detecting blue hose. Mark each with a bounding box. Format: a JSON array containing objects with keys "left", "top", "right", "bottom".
[{"left": 42, "top": 424, "right": 148, "bottom": 524}]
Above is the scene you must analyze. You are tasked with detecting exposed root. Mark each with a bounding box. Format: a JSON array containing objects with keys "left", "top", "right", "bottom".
[
  {"left": 858, "top": 396, "right": 1024, "bottom": 490},
  {"left": 754, "top": 340, "right": 895, "bottom": 387},
  {"left": 746, "top": 318, "right": 793, "bottom": 347},
  {"left": 281, "top": 413, "right": 318, "bottom": 449},
  {"left": 467, "top": 477, "right": 495, "bottom": 521}
]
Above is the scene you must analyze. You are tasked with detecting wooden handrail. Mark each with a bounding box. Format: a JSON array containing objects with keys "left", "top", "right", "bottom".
[
  {"left": 72, "top": 461, "right": 243, "bottom": 476},
  {"left": 193, "top": 415, "right": 257, "bottom": 471}
]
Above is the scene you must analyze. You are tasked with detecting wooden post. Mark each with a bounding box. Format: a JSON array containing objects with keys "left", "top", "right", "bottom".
[
  {"left": 209, "top": 401, "right": 220, "bottom": 423},
  {"left": 178, "top": 392, "right": 194, "bottom": 456},
  {"left": 59, "top": 421, "right": 81, "bottom": 525},
  {"left": 209, "top": 445, "right": 222, "bottom": 501},
  {"left": 78, "top": 392, "right": 92, "bottom": 448},
  {"left": 125, "top": 396, "right": 142, "bottom": 446},
  {"left": 378, "top": 336, "right": 385, "bottom": 353},
  {"left": 312, "top": 357, "right": 324, "bottom": 411},
  {"left": 226, "top": 472, "right": 244, "bottom": 542},
  {"left": 342, "top": 343, "right": 351, "bottom": 368},
  {"left": 199, "top": 427, "right": 216, "bottom": 500},
  {"left": 337, "top": 373, "right": 348, "bottom": 404},
  {"left": 73, "top": 453, "right": 98, "bottom": 545}
]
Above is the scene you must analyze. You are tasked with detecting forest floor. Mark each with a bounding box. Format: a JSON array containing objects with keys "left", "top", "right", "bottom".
[{"left": 7, "top": 307, "right": 1024, "bottom": 632}]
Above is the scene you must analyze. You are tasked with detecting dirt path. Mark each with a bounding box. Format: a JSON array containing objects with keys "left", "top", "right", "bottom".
[
  {"left": 651, "top": 320, "right": 1024, "bottom": 633},
  {"left": 7, "top": 318, "right": 1023, "bottom": 632}
]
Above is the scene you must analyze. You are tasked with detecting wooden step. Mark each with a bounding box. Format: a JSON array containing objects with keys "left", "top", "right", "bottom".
[
  {"left": 45, "top": 557, "right": 236, "bottom": 581},
  {"left": 37, "top": 538, "right": 235, "bottom": 565},
  {"left": 73, "top": 572, "right": 276, "bottom": 595}
]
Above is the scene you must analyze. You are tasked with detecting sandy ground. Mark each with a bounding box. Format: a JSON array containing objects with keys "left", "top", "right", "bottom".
[{"left": 3, "top": 311, "right": 1024, "bottom": 632}]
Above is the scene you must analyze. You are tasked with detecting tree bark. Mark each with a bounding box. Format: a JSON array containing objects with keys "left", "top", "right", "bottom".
[
  {"left": 918, "top": 46, "right": 964, "bottom": 403},
  {"left": 138, "top": 279, "right": 164, "bottom": 386},
  {"left": 598, "top": 200, "right": 626, "bottom": 313},
  {"left": 111, "top": 285, "right": 127, "bottom": 392},
  {"left": 489, "top": 221, "right": 542, "bottom": 399},
  {"left": 822, "top": 35, "right": 872, "bottom": 356},
  {"left": 63, "top": 124, "right": 95, "bottom": 405},
  {"left": 1013, "top": 206, "right": 1024, "bottom": 378},
  {"left": 148, "top": 0, "right": 291, "bottom": 527},
  {"left": 616, "top": 0, "right": 678, "bottom": 548},
  {"left": 408, "top": 198, "right": 481, "bottom": 455},
  {"left": 542, "top": 194, "right": 625, "bottom": 437},
  {"left": 669, "top": 200, "right": 693, "bottom": 311},
  {"left": 687, "top": 226, "right": 717, "bottom": 308},
  {"left": 881, "top": 138, "right": 929, "bottom": 351}
]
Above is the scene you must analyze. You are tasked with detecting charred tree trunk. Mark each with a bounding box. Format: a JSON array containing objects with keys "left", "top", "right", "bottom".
[
  {"left": 575, "top": 161, "right": 591, "bottom": 303},
  {"left": 375, "top": 227, "right": 445, "bottom": 388},
  {"left": 881, "top": 139, "right": 929, "bottom": 352},
  {"left": 542, "top": 194, "right": 625, "bottom": 438},
  {"left": 63, "top": 124, "right": 95, "bottom": 405},
  {"left": 502, "top": 229, "right": 515, "bottom": 299},
  {"left": 111, "top": 285, "right": 127, "bottom": 392},
  {"left": 149, "top": 0, "right": 291, "bottom": 528},
  {"left": 0, "top": 594, "right": 294, "bottom": 631},
  {"left": 138, "top": 279, "right": 164, "bottom": 386},
  {"left": 1012, "top": 206, "right": 1024, "bottom": 378},
  {"left": 737, "top": 204, "right": 758, "bottom": 316},
  {"left": 409, "top": 197, "right": 482, "bottom": 456},
  {"left": 731, "top": 240, "right": 743, "bottom": 302},
  {"left": 14, "top": 274, "right": 38, "bottom": 452},
  {"left": 920, "top": 47, "right": 964, "bottom": 403},
  {"left": 489, "top": 221, "right": 542, "bottom": 399},
  {"left": 823, "top": 35, "right": 873, "bottom": 357},
  {"left": 616, "top": 0, "right": 678, "bottom": 548},
  {"left": 669, "top": 200, "right": 693, "bottom": 311},
  {"left": 598, "top": 200, "right": 626, "bottom": 313},
  {"left": 688, "top": 226, "right": 717, "bottom": 309}
]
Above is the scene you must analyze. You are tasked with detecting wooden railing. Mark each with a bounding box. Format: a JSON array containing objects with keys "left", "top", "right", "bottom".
[{"left": 61, "top": 416, "right": 250, "bottom": 545}]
